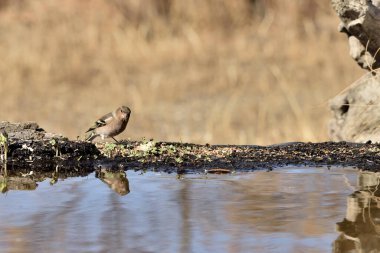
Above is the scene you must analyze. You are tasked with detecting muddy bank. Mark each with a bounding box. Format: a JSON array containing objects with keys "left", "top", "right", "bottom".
[
  {"left": 1, "top": 121, "right": 380, "bottom": 175},
  {"left": 3, "top": 138, "right": 380, "bottom": 175},
  {"left": 103, "top": 140, "right": 380, "bottom": 173}
]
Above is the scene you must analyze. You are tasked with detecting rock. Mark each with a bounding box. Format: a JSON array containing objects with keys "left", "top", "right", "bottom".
[
  {"left": 329, "top": 71, "right": 380, "bottom": 142},
  {"left": 332, "top": 0, "right": 380, "bottom": 69},
  {"left": 0, "top": 121, "right": 66, "bottom": 141},
  {"left": 329, "top": 1, "right": 380, "bottom": 142}
]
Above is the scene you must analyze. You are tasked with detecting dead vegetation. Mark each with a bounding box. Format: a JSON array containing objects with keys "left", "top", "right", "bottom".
[{"left": 0, "top": 0, "right": 364, "bottom": 145}]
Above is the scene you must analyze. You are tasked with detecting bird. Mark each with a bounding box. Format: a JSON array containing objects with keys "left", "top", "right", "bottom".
[{"left": 85, "top": 106, "right": 131, "bottom": 142}]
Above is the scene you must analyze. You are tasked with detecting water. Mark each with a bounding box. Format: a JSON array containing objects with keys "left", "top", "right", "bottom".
[{"left": 0, "top": 167, "right": 377, "bottom": 253}]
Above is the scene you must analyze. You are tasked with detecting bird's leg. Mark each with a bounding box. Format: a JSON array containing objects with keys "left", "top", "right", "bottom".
[{"left": 112, "top": 137, "right": 119, "bottom": 143}]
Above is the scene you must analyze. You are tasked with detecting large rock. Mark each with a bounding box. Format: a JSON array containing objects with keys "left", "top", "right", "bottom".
[
  {"left": 332, "top": 0, "right": 380, "bottom": 69},
  {"left": 330, "top": 1, "right": 380, "bottom": 142},
  {"left": 329, "top": 71, "right": 380, "bottom": 142}
]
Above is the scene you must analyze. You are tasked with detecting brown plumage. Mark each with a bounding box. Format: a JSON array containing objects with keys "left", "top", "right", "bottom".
[{"left": 85, "top": 106, "right": 131, "bottom": 142}]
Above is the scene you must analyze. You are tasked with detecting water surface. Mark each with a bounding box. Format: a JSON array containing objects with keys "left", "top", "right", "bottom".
[{"left": 0, "top": 167, "right": 377, "bottom": 253}]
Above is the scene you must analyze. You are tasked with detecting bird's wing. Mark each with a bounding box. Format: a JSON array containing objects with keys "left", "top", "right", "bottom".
[
  {"left": 86, "top": 112, "right": 113, "bottom": 132},
  {"left": 98, "top": 112, "right": 114, "bottom": 123}
]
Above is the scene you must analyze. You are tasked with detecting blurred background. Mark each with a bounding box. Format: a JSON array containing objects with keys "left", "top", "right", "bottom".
[{"left": 0, "top": 0, "right": 364, "bottom": 145}]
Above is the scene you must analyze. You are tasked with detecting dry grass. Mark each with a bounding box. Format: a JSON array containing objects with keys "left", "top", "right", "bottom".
[{"left": 0, "top": 0, "right": 364, "bottom": 145}]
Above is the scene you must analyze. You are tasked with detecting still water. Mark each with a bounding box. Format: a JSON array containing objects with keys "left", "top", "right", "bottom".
[{"left": 0, "top": 167, "right": 377, "bottom": 253}]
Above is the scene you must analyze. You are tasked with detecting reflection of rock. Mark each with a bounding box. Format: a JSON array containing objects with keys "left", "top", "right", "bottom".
[
  {"left": 95, "top": 168, "right": 130, "bottom": 196},
  {"left": 334, "top": 172, "right": 380, "bottom": 252},
  {"left": 0, "top": 175, "right": 37, "bottom": 192}
]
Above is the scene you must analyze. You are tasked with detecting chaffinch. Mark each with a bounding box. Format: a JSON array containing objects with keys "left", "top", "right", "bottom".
[{"left": 85, "top": 106, "right": 131, "bottom": 142}]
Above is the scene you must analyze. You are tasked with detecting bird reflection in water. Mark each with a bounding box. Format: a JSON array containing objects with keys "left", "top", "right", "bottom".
[{"left": 95, "top": 167, "right": 130, "bottom": 196}]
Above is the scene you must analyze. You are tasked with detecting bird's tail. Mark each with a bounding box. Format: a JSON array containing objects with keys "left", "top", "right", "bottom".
[{"left": 85, "top": 131, "right": 98, "bottom": 142}]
